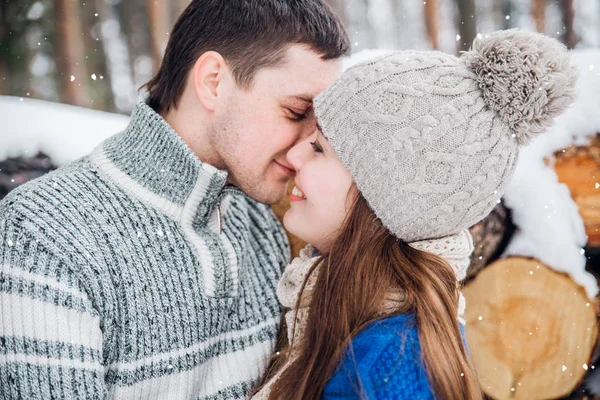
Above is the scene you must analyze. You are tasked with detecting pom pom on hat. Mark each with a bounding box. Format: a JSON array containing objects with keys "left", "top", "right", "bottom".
[{"left": 461, "top": 29, "right": 578, "bottom": 145}]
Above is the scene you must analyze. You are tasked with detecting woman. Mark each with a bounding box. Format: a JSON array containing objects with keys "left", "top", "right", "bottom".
[{"left": 254, "top": 29, "right": 577, "bottom": 399}]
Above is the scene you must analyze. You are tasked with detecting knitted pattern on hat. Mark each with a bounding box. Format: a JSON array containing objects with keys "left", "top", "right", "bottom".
[
  {"left": 0, "top": 96, "right": 290, "bottom": 399},
  {"left": 314, "top": 29, "right": 577, "bottom": 242}
]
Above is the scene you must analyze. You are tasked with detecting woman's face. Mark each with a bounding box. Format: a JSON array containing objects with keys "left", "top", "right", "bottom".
[{"left": 284, "top": 125, "right": 355, "bottom": 253}]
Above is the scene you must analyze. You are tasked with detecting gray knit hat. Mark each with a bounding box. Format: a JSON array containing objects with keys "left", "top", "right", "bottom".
[{"left": 314, "top": 29, "right": 577, "bottom": 242}]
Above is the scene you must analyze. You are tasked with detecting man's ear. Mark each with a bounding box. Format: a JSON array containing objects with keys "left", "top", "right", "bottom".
[{"left": 192, "top": 51, "right": 229, "bottom": 112}]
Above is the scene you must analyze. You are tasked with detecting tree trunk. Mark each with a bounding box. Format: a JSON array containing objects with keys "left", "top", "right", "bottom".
[
  {"left": 501, "top": 0, "right": 514, "bottom": 29},
  {"left": 531, "top": 0, "right": 546, "bottom": 33},
  {"left": 560, "top": 0, "right": 577, "bottom": 49},
  {"left": 464, "top": 257, "right": 598, "bottom": 400},
  {"left": 178, "top": 0, "right": 191, "bottom": 17},
  {"left": 118, "top": 0, "right": 139, "bottom": 93},
  {"left": 0, "top": 1, "right": 34, "bottom": 96},
  {"left": 424, "top": 0, "right": 439, "bottom": 49},
  {"left": 54, "top": 0, "right": 89, "bottom": 106},
  {"left": 0, "top": 1, "right": 6, "bottom": 94},
  {"left": 147, "top": 0, "right": 171, "bottom": 74},
  {"left": 455, "top": 0, "right": 477, "bottom": 52},
  {"left": 81, "top": 0, "right": 114, "bottom": 111}
]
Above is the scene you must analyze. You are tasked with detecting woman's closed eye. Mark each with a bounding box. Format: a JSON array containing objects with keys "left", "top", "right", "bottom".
[
  {"left": 287, "top": 106, "right": 313, "bottom": 121},
  {"left": 310, "top": 140, "right": 323, "bottom": 153},
  {"left": 288, "top": 109, "right": 307, "bottom": 120}
]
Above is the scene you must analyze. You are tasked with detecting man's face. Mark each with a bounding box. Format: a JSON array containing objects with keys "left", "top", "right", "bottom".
[{"left": 210, "top": 45, "right": 342, "bottom": 205}]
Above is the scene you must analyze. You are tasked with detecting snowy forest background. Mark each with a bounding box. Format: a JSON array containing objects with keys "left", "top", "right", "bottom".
[
  {"left": 1, "top": 0, "right": 600, "bottom": 114},
  {"left": 5, "top": 2, "right": 600, "bottom": 398}
]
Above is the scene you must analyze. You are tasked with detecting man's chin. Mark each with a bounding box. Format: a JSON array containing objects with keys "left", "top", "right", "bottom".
[{"left": 238, "top": 181, "right": 288, "bottom": 205}]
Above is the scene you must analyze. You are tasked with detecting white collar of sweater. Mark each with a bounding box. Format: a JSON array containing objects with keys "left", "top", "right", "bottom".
[
  {"left": 277, "top": 229, "right": 474, "bottom": 323},
  {"left": 89, "top": 96, "right": 245, "bottom": 297},
  {"left": 90, "top": 95, "right": 243, "bottom": 212}
]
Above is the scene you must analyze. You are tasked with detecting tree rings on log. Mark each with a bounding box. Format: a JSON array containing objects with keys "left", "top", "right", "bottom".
[{"left": 463, "top": 257, "right": 598, "bottom": 400}]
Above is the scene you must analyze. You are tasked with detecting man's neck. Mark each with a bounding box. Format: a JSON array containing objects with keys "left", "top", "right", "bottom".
[{"left": 163, "top": 107, "right": 225, "bottom": 171}]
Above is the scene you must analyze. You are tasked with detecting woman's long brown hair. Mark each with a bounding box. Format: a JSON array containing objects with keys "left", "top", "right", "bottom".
[{"left": 264, "top": 193, "right": 483, "bottom": 400}]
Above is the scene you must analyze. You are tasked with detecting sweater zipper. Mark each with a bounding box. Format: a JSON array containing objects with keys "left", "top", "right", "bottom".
[{"left": 215, "top": 185, "right": 244, "bottom": 235}]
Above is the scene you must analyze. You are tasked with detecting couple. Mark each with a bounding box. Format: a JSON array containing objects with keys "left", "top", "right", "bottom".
[{"left": 0, "top": 0, "right": 576, "bottom": 399}]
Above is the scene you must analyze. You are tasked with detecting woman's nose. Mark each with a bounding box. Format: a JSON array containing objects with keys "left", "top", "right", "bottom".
[{"left": 286, "top": 137, "right": 310, "bottom": 172}]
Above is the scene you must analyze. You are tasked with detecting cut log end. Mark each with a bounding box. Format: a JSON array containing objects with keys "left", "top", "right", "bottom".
[
  {"left": 464, "top": 257, "right": 598, "bottom": 400},
  {"left": 553, "top": 135, "right": 600, "bottom": 247}
]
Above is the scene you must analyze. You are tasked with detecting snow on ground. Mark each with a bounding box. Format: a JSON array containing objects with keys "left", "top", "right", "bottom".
[
  {"left": 2, "top": 48, "right": 600, "bottom": 298},
  {"left": 0, "top": 95, "right": 129, "bottom": 165}
]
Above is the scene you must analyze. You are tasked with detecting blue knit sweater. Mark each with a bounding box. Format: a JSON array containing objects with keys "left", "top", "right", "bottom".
[{"left": 324, "top": 313, "right": 466, "bottom": 399}]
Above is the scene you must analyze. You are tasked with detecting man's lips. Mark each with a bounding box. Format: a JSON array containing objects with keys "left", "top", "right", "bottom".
[{"left": 274, "top": 160, "right": 296, "bottom": 178}]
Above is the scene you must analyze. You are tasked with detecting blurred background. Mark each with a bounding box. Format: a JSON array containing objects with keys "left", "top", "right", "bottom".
[
  {"left": 4, "top": 2, "right": 600, "bottom": 400},
  {"left": 1, "top": 0, "right": 599, "bottom": 114}
]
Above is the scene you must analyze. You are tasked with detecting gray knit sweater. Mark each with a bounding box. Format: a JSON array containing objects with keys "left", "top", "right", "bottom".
[{"left": 0, "top": 98, "right": 290, "bottom": 399}]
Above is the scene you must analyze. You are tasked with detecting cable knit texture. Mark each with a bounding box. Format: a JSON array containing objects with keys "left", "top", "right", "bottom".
[
  {"left": 254, "top": 230, "right": 472, "bottom": 399},
  {"left": 313, "top": 29, "right": 577, "bottom": 242},
  {"left": 0, "top": 97, "right": 290, "bottom": 400}
]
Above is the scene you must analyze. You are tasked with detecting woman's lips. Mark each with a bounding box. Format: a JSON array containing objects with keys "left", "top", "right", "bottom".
[{"left": 290, "top": 185, "right": 306, "bottom": 202}]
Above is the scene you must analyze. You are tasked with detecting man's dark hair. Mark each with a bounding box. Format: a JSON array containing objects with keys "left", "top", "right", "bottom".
[{"left": 145, "top": 0, "right": 350, "bottom": 114}]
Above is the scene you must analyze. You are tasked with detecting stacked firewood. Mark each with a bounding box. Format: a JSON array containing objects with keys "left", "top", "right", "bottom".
[
  {"left": 0, "top": 153, "right": 56, "bottom": 200},
  {"left": 459, "top": 136, "right": 600, "bottom": 400}
]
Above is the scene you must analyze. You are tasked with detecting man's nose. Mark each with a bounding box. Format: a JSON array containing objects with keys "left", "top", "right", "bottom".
[{"left": 286, "top": 139, "right": 306, "bottom": 172}]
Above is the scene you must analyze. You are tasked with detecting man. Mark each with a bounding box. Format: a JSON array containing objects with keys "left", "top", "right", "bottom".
[{"left": 0, "top": 1, "right": 349, "bottom": 398}]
